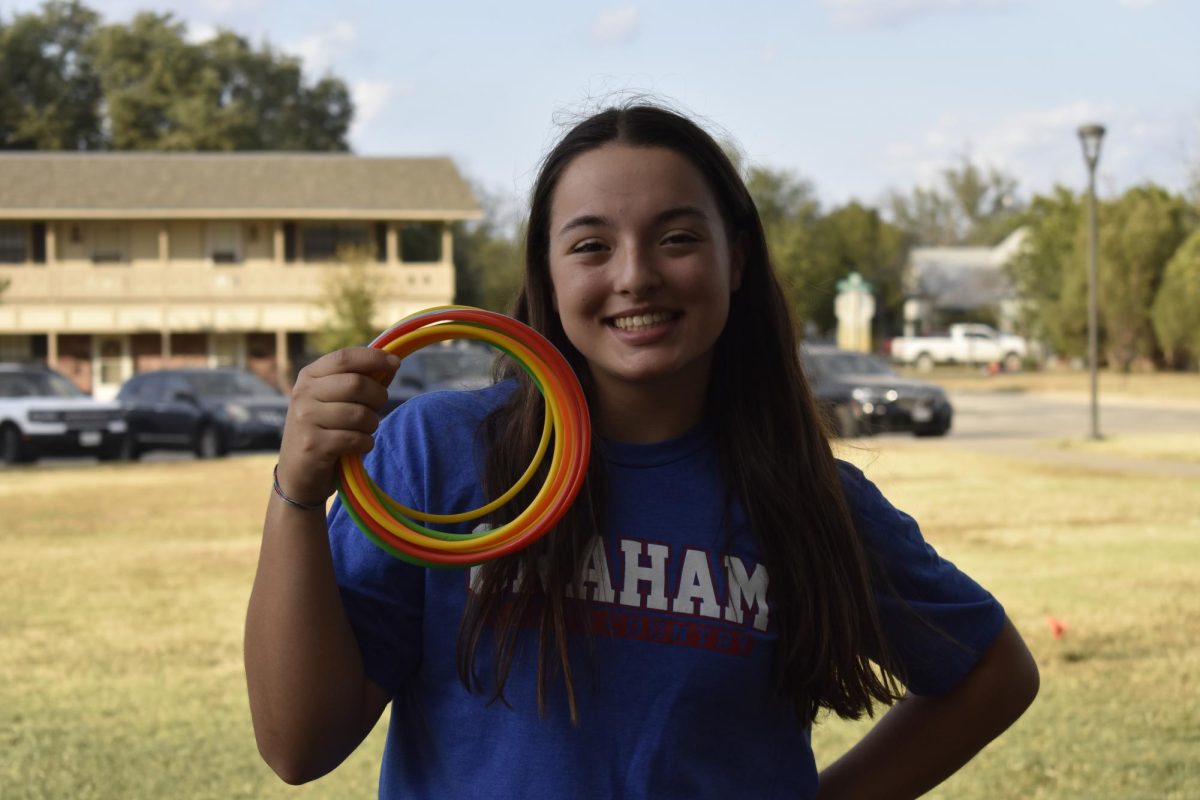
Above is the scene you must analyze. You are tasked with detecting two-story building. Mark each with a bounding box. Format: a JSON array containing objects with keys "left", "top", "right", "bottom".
[{"left": 0, "top": 152, "right": 480, "bottom": 398}]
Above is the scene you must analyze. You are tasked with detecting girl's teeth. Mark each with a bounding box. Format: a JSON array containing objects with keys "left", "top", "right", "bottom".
[{"left": 613, "top": 313, "right": 673, "bottom": 330}]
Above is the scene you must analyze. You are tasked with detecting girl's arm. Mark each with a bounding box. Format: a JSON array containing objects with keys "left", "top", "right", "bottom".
[
  {"left": 244, "top": 347, "right": 399, "bottom": 784},
  {"left": 817, "top": 616, "right": 1039, "bottom": 800}
]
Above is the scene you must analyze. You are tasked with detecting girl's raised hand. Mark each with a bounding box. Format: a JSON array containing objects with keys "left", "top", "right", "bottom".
[{"left": 276, "top": 347, "right": 401, "bottom": 506}]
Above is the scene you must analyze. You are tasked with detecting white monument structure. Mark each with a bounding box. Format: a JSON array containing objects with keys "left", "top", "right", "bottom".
[{"left": 835, "top": 272, "right": 876, "bottom": 353}]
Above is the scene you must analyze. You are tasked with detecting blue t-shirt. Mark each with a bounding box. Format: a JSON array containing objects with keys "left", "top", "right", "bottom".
[{"left": 327, "top": 382, "right": 1005, "bottom": 799}]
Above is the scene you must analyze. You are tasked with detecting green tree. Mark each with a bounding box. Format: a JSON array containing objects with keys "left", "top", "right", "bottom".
[
  {"left": 808, "top": 202, "right": 908, "bottom": 336},
  {"left": 1098, "top": 184, "right": 1188, "bottom": 370},
  {"left": 0, "top": 0, "right": 104, "bottom": 149},
  {"left": 1151, "top": 229, "right": 1200, "bottom": 368},
  {"left": 314, "top": 246, "right": 383, "bottom": 354},
  {"left": 1004, "top": 187, "right": 1087, "bottom": 357},
  {"left": 0, "top": 1, "right": 353, "bottom": 151},
  {"left": 90, "top": 12, "right": 352, "bottom": 151},
  {"left": 745, "top": 166, "right": 908, "bottom": 337},
  {"left": 452, "top": 187, "right": 525, "bottom": 312},
  {"left": 888, "top": 157, "right": 1023, "bottom": 246},
  {"left": 744, "top": 165, "right": 827, "bottom": 331}
]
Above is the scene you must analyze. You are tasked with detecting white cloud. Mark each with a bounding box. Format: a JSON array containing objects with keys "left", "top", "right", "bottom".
[
  {"left": 184, "top": 21, "right": 217, "bottom": 44},
  {"left": 349, "top": 80, "right": 413, "bottom": 140},
  {"left": 287, "top": 21, "right": 356, "bottom": 76},
  {"left": 592, "top": 7, "right": 639, "bottom": 43},
  {"left": 822, "top": 0, "right": 1020, "bottom": 28},
  {"left": 882, "top": 101, "right": 1192, "bottom": 197}
]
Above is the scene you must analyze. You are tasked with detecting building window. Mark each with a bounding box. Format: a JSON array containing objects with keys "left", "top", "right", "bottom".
[
  {"left": 210, "top": 333, "right": 245, "bottom": 368},
  {"left": 207, "top": 222, "right": 243, "bottom": 264},
  {"left": 91, "top": 223, "right": 127, "bottom": 263},
  {"left": 300, "top": 223, "right": 369, "bottom": 262},
  {"left": 400, "top": 222, "right": 442, "bottom": 262},
  {"left": 0, "top": 223, "right": 28, "bottom": 263},
  {"left": 0, "top": 335, "right": 33, "bottom": 360}
]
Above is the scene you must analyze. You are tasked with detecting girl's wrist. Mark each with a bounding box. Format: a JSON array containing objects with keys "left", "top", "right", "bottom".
[{"left": 272, "top": 463, "right": 329, "bottom": 511}]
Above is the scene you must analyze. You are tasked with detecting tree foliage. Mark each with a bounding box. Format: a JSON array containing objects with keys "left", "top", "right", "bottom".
[
  {"left": 1150, "top": 229, "right": 1200, "bottom": 368},
  {"left": 745, "top": 165, "right": 824, "bottom": 330},
  {"left": 888, "top": 157, "right": 1023, "bottom": 246},
  {"left": 452, "top": 187, "right": 525, "bottom": 313},
  {"left": 1098, "top": 184, "right": 1189, "bottom": 370},
  {"left": 810, "top": 202, "right": 907, "bottom": 335},
  {"left": 0, "top": 0, "right": 104, "bottom": 149},
  {"left": 0, "top": 0, "right": 352, "bottom": 151},
  {"left": 314, "top": 247, "right": 382, "bottom": 354},
  {"left": 1004, "top": 187, "right": 1087, "bottom": 356},
  {"left": 745, "top": 165, "right": 907, "bottom": 337}
]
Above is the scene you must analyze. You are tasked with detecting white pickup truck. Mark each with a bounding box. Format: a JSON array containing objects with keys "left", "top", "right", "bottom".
[{"left": 890, "top": 324, "right": 1028, "bottom": 372}]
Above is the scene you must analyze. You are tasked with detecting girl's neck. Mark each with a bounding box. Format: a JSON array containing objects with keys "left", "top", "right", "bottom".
[{"left": 590, "top": 371, "right": 709, "bottom": 444}]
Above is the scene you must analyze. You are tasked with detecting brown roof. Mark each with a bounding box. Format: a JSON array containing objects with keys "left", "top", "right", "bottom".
[{"left": 0, "top": 152, "right": 481, "bottom": 220}]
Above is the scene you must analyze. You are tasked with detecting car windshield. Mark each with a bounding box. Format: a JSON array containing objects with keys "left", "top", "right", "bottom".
[
  {"left": 812, "top": 352, "right": 894, "bottom": 377},
  {"left": 0, "top": 370, "right": 86, "bottom": 398},
  {"left": 419, "top": 349, "right": 495, "bottom": 384},
  {"left": 184, "top": 371, "right": 281, "bottom": 398}
]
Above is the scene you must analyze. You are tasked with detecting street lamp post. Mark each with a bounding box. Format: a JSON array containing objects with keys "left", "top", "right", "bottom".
[{"left": 1077, "top": 123, "right": 1105, "bottom": 440}]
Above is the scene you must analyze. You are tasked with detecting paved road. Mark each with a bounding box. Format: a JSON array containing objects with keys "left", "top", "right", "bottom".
[
  {"left": 946, "top": 391, "right": 1200, "bottom": 441},
  {"left": 889, "top": 391, "right": 1200, "bottom": 478}
]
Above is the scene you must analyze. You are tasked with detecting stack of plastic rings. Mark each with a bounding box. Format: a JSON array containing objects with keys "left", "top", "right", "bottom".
[{"left": 336, "top": 306, "right": 591, "bottom": 568}]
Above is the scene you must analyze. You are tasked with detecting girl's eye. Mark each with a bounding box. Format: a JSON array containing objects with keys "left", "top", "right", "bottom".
[
  {"left": 662, "top": 231, "right": 700, "bottom": 246},
  {"left": 570, "top": 239, "right": 606, "bottom": 255}
]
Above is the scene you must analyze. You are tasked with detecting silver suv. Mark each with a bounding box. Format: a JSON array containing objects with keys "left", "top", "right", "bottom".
[{"left": 0, "top": 363, "right": 129, "bottom": 464}]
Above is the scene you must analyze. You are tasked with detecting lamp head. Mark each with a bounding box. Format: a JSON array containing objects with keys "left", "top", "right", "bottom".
[{"left": 1077, "top": 123, "right": 1106, "bottom": 171}]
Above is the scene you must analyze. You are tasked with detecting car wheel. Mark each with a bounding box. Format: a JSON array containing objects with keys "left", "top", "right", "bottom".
[
  {"left": 914, "top": 353, "right": 935, "bottom": 373},
  {"left": 100, "top": 433, "right": 139, "bottom": 462},
  {"left": 1, "top": 423, "right": 30, "bottom": 465},
  {"left": 195, "top": 424, "right": 226, "bottom": 459},
  {"left": 914, "top": 422, "right": 950, "bottom": 437}
]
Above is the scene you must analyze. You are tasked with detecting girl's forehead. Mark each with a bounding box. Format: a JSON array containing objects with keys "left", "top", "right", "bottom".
[{"left": 549, "top": 144, "right": 720, "bottom": 228}]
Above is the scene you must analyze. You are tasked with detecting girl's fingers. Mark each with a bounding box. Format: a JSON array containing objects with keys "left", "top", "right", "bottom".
[
  {"left": 300, "top": 347, "right": 400, "bottom": 381},
  {"left": 292, "top": 401, "right": 381, "bottom": 436},
  {"left": 304, "top": 372, "right": 391, "bottom": 411}
]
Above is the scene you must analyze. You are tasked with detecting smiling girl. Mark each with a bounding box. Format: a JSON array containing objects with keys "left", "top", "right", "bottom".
[{"left": 245, "top": 104, "right": 1038, "bottom": 799}]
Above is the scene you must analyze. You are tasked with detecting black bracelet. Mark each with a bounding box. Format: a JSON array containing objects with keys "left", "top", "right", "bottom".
[{"left": 272, "top": 463, "right": 327, "bottom": 511}]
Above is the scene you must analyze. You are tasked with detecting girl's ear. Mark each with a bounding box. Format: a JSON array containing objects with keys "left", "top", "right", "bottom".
[{"left": 730, "top": 233, "right": 748, "bottom": 292}]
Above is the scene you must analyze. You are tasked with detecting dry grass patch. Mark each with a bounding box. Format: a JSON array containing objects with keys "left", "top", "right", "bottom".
[
  {"left": 902, "top": 367, "right": 1200, "bottom": 406},
  {"left": 1042, "top": 433, "right": 1200, "bottom": 465},
  {"left": 822, "top": 440, "right": 1199, "bottom": 799},
  {"left": 2, "top": 444, "right": 1198, "bottom": 798}
]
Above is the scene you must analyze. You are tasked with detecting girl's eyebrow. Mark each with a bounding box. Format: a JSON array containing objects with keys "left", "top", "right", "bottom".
[{"left": 556, "top": 205, "right": 711, "bottom": 237}]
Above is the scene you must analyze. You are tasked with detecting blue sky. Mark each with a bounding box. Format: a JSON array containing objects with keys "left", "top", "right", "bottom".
[{"left": 9, "top": 0, "right": 1199, "bottom": 212}]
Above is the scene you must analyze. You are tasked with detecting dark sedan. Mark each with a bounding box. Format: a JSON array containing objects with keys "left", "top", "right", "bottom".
[
  {"left": 383, "top": 343, "right": 497, "bottom": 417},
  {"left": 117, "top": 368, "right": 289, "bottom": 458},
  {"left": 800, "top": 344, "right": 952, "bottom": 438}
]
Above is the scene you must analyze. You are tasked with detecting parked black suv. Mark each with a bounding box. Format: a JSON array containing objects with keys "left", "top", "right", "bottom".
[
  {"left": 117, "top": 368, "right": 288, "bottom": 458},
  {"left": 801, "top": 344, "right": 953, "bottom": 438}
]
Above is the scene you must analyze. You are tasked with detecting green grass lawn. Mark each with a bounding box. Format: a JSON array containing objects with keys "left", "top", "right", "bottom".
[{"left": 2, "top": 444, "right": 1197, "bottom": 798}]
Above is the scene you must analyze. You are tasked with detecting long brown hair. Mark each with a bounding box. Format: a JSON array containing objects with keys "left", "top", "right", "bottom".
[{"left": 457, "top": 103, "right": 903, "bottom": 723}]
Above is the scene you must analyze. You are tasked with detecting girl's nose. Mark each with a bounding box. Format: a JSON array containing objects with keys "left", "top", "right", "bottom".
[{"left": 613, "top": 243, "right": 663, "bottom": 296}]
